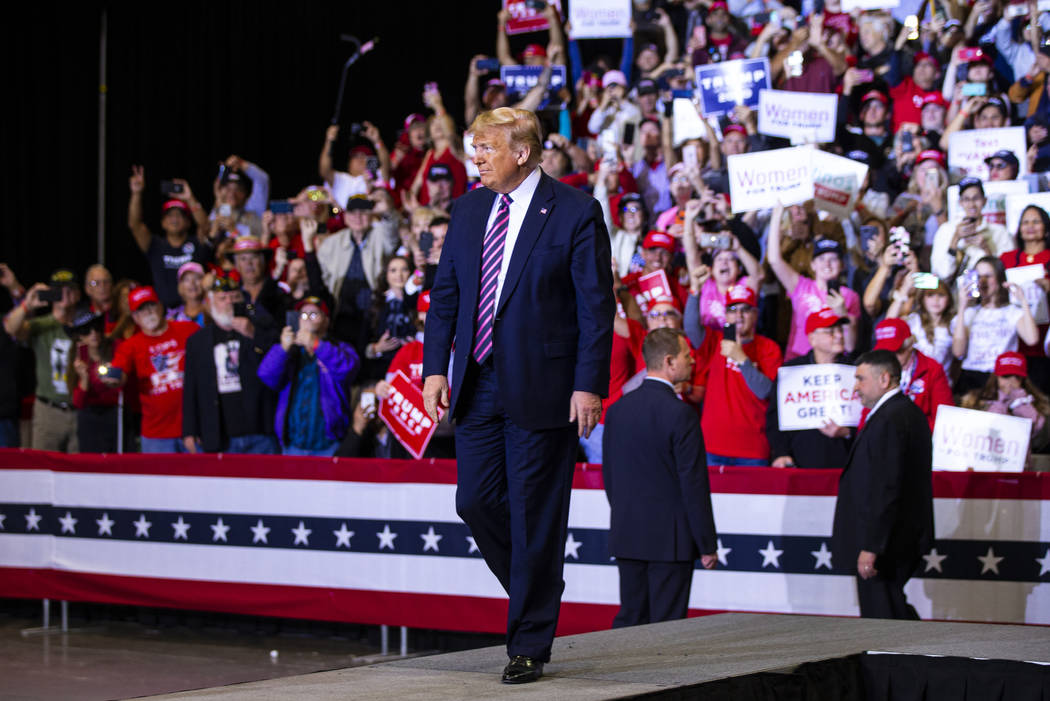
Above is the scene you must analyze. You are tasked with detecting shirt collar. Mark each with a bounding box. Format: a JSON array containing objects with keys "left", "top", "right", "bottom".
[
  {"left": 504, "top": 166, "right": 542, "bottom": 207},
  {"left": 866, "top": 386, "right": 901, "bottom": 421},
  {"left": 645, "top": 376, "right": 676, "bottom": 391}
]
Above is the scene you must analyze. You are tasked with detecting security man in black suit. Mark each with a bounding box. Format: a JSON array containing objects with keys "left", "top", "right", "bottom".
[
  {"left": 602, "top": 327, "right": 718, "bottom": 627},
  {"left": 832, "top": 349, "right": 934, "bottom": 619}
]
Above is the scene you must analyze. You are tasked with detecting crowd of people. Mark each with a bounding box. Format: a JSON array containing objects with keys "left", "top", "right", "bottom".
[{"left": 4, "top": 0, "right": 1050, "bottom": 467}]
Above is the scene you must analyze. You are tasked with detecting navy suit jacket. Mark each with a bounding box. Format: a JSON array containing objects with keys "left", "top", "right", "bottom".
[
  {"left": 422, "top": 170, "right": 614, "bottom": 430},
  {"left": 602, "top": 379, "right": 718, "bottom": 561},
  {"left": 832, "top": 391, "right": 934, "bottom": 568}
]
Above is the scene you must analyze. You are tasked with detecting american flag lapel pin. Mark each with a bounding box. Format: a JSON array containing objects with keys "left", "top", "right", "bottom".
[{"left": 540, "top": 208, "right": 548, "bottom": 215}]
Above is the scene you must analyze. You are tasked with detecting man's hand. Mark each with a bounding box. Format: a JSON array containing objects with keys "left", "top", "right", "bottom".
[
  {"left": 325, "top": 124, "right": 340, "bottom": 143},
  {"left": 858, "top": 550, "right": 878, "bottom": 579},
  {"left": 720, "top": 339, "right": 747, "bottom": 364},
  {"left": 170, "top": 178, "right": 195, "bottom": 203},
  {"left": 362, "top": 121, "right": 383, "bottom": 147},
  {"left": 423, "top": 375, "right": 450, "bottom": 423},
  {"left": 818, "top": 419, "right": 850, "bottom": 438},
  {"left": 231, "top": 316, "right": 255, "bottom": 339},
  {"left": 129, "top": 165, "right": 145, "bottom": 193},
  {"left": 700, "top": 553, "right": 718, "bottom": 569},
  {"left": 772, "top": 456, "right": 796, "bottom": 467},
  {"left": 569, "top": 390, "right": 602, "bottom": 438},
  {"left": 300, "top": 217, "right": 318, "bottom": 253},
  {"left": 183, "top": 436, "right": 201, "bottom": 454}
]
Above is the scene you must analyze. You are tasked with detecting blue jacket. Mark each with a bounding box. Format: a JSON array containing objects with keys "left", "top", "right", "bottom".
[{"left": 257, "top": 340, "right": 359, "bottom": 447}]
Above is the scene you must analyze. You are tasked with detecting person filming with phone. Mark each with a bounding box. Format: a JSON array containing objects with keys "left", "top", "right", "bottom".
[
  {"left": 181, "top": 276, "right": 279, "bottom": 455},
  {"left": 931, "top": 177, "right": 1014, "bottom": 281},
  {"left": 684, "top": 284, "right": 782, "bottom": 466}
]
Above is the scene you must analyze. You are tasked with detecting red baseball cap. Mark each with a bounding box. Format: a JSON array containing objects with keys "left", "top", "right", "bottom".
[
  {"left": 523, "top": 43, "right": 546, "bottom": 58},
  {"left": 723, "top": 123, "right": 748, "bottom": 137},
  {"left": 643, "top": 230, "right": 676, "bottom": 252},
  {"left": 873, "top": 318, "right": 912, "bottom": 352},
  {"left": 914, "top": 51, "right": 940, "bottom": 69},
  {"left": 162, "top": 199, "right": 190, "bottom": 213},
  {"left": 710, "top": 0, "right": 729, "bottom": 10},
  {"left": 128, "top": 286, "right": 161, "bottom": 312},
  {"left": 294, "top": 295, "right": 330, "bottom": 317},
  {"left": 920, "top": 92, "right": 948, "bottom": 109},
  {"left": 916, "top": 149, "right": 946, "bottom": 169},
  {"left": 417, "top": 290, "right": 431, "bottom": 313},
  {"left": 860, "top": 90, "right": 888, "bottom": 106},
  {"left": 995, "top": 351, "right": 1028, "bottom": 377},
  {"left": 725, "top": 284, "right": 757, "bottom": 308},
  {"left": 805, "top": 307, "right": 845, "bottom": 335}
]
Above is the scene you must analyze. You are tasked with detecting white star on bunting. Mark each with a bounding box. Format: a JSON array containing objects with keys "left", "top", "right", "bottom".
[
  {"left": 250, "top": 519, "right": 270, "bottom": 544},
  {"left": 716, "top": 538, "right": 732, "bottom": 566},
  {"left": 466, "top": 536, "right": 480, "bottom": 554},
  {"left": 923, "top": 548, "right": 947, "bottom": 573},
  {"left": 25, "top": 508, "right": 42, "bottom": 531},
  {"left": 978, "top": 546, "right": 1004, "bottom": 575},
  {"left": 1036, "top": 549, "right": 1050, "bottom": 577},
  {"left": 171, "top": 516, "right": 191, "bottom": 540},
  {"left": 377, "top": 524, "right": 398, "bottom": 550},
  {"left": 810, "top": 542, "right": 833, "bottom": 570},
  {"left": 96, "top": 513, "right": 115, "bottom": 536},
  {"left": 291, "top": 521, "right": 312, "bottom": 546},
  {"left": 0, "top": 512, "right": 6, "bottom": 529},
  {"left": 133, "top": 514, "right": 152, "bottom": 538},
  {"left": 210, "top": 517, "right": 230, "bottom": 542},
  {"left": 420, "top": 526, "right": 443, "bottom": 552},
  {"left": 333, "top": 523, "right": 354, "bottom": 548},
  {"left": 758, "top": 540, "right": 784, "bottom": 568},
  {"left": 59, "top": 511, "right": 78, "bottom": 534},
  {"left": 564, "top": 532, "right": 582, "bottom": 560}
]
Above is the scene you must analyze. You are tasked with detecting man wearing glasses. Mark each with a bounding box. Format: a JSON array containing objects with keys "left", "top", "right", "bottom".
[
  {"left": 931, "top": 176, "right": 1014, "bottom": 281},
  {"left": 181, "top": 277, "right": 280, "bottom": 455},
  {"left": 684, "top": 284, "right": 782, "bottom": 466}
]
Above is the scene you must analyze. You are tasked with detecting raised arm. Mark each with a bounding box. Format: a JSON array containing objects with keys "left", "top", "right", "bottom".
[
  {"left": 496, "top": 8, "right": 515, "bottom": 66},
  {"left": 127, "top": 165, "right": 152, "bottom": 253},
  {"left": 320, "top": 124, "right": 339, "bottom": 185},
  {"left": 765, "top": 202, "right": 801, "bottom": 295}
]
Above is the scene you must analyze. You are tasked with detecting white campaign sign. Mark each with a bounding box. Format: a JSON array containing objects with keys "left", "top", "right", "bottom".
[
  {"left": 932, "top": 405, "right": 1031, "bottom": 472},
  {"left": 1004, "top": 191, "right": 1050, "bottom": 234},
  {"left": 776, "top": 364, "right": 863, "bottom": 430},
  {"left": 728, "top": 147, "right": 814, "bottom": 213},
  {"left": 757, "top": 89, "right": 838, "bottom": 144},
  {"left": 672, "top": 97, "right": 707, "bottom": 146},
  {"left": 810, "top": 149, "right": 869, "bottom": 219},
  {"left": 842, "top": 0, "right": 899, "bottom": 9},
  {"left": 948, "top": 127, "right": 1027, "bottom": 181},
  {"left": 1005, "top": 264, "right": 1050, "bottom": 324},
  {"left": 568, "top": 0, "right": 632, "bottom": 38}
]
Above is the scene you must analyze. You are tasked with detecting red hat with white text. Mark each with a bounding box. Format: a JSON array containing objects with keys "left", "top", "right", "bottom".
[
  {"left": 873, "top": 318, "right": 912, "bottom": 352},
  {"left": 805, "top": 307, "right": 845, "bottom": 334},
  {"left": 128, "top": 286, "right": 161, "bottom": 312},
  {"left": 994, "top": 351, "right": 1028, "bottom": 377},
  {"left": 642, "top": 230, "right": 676, "bottom": 252}
]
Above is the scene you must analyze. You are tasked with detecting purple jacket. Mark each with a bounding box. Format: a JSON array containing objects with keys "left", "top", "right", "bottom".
[{"left": 257, "top": 339, "right": 359, "bottom": 447}]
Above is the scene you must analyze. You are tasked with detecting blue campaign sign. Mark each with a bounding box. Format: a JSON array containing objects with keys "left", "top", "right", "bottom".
[
  {"left": 499, "top": 65, "right": 568, "bottom": 108},
  {"left": 694, "top": 58, "right": 771, "bottom": 118}
]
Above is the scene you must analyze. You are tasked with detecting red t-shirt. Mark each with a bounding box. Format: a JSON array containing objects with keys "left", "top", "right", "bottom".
[
  {"left": 417, "top": 148, "right": 468, "bottom": 205},
  {"left": 386, "top": 340, "right": 424, "bottom": 391},
  {"left": 112, "top": 321, "right": 198, "bottom": 439},
  {"left": 694, "top": 330, "right": 782, "bottom": 459},
  {"left": 602, "top": 318, "right": 646, "bottom": 423},
  {"left": 889, "top": 77, "right": 938, "bottom": 131}
]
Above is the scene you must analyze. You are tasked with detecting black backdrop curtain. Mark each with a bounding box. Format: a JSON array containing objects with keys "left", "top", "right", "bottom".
[{"left": 1, "top": 1, "right": 499, "bottom": 288}]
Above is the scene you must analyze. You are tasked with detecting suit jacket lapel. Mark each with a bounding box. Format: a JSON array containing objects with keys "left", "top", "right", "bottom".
[
  {"left": 496, "top": 172, "right": 555, "bottom": 316},
  {"left": 463, "top": 189, "right": 497, "bottom": 308}
]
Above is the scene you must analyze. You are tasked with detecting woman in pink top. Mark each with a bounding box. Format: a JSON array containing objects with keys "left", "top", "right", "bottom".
[
  {"left": 681, "top": 199, "right": 760, "bottom": 330},
  {"left": 767, "top": 201, "right": 860, "bottom": 359}
]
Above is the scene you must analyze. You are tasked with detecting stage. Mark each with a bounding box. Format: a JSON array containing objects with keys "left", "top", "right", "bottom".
[{"left": 144, "top": 613, "right": 1050, "bottom": 700}]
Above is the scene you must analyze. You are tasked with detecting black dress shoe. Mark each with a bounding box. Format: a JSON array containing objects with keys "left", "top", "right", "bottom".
[{"left": 501, "top": 655, "right": 544, "bottom": 684}]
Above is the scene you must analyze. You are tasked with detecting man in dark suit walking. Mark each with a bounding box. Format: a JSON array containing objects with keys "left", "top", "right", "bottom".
[
  {"left": 422, "top": 108, "right": 614, "bottom": 683},
  {"left": 602, "top": 328, "right": 718, "bottom": 627},
  {"left": 832, "top": 349, "right": 934, "bottom": 619}
]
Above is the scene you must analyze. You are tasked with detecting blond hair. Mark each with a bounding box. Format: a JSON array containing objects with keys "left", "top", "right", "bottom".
[{"left": 469, "top": 108, "right": 543, "bottom": 167}]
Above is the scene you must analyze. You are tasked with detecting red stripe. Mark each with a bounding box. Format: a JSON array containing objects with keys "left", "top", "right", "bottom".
[
  {"left": 0, "top": 568, "right": 729, "bottom": 636},
  {"left": 2, "top": 450, "right": 1048, "bottom": 499}
]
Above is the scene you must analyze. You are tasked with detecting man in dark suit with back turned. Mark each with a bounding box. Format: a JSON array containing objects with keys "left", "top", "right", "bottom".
[
  {"left": 422, "top": 107, "right": 614, "bottom": 684},
  {"left": 832, "top": 349, "right": 934, "bottom": 619},
  {"left": 603, "top": 327, "right": 718, "bottom": 628}
]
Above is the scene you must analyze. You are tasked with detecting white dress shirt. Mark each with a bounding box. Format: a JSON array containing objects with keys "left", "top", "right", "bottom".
[{"left": 483, "top": 167, "right": 542, "bottom": 307}]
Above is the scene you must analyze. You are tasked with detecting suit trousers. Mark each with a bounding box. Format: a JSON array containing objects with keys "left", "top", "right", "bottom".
[
  {"left": 612, "top": 559, "right": 694, "bottom": 628},
  {"left": 454, "top": 359, "right": 577, "bottom": 662},
  {"left": 856, "top": 556, "right": 921, "bottom": 620}
]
